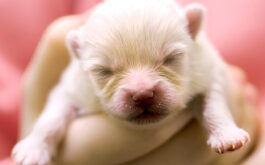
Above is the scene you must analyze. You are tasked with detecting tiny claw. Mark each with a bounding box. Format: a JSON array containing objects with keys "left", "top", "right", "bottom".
[
  {"left": 217, "top": 148, "right": 222, "bottom": 154},
  {"left": 247, "top": 136, "right": 251, "bottom": 142},
  {"left": 232, "top": 144, "right": 235, "bottom": 150}
]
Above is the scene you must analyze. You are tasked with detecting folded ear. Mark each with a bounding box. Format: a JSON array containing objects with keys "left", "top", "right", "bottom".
[
  {"left": 66, "top": 30, "right": 81, "bottom": 58},
  {"left": 184, "top": 3, "right": 205, "bottom": 39}
]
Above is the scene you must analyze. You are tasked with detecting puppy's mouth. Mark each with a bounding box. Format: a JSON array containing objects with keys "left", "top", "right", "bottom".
[{"left": 128, "top": 108, "right": 169, "bottom": 124}]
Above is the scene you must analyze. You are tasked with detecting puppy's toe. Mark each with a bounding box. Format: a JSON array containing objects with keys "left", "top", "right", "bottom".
[
  {"left": 207, "top": 127, "right": 250, "bottom": 154},
  {"left": 12, "top": 137, "right": 53, "bottom": 165}
]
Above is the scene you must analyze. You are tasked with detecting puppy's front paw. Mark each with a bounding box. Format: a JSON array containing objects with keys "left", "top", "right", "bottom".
[
  {"left": 12, "top": 137, "right": 54, "bottom": 165},
  {"left": 207, "top": 127, "right": 250, "bottom": 154}
]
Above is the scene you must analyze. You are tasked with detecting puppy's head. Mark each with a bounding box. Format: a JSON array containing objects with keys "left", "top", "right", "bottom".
[{"left": 66, "top": 0, "right": 205, "bottom": 124}]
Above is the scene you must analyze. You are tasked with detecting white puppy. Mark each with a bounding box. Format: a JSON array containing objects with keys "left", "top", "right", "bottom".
[{"left": 12, "top": 0, "right": 250, "bottom": 164}]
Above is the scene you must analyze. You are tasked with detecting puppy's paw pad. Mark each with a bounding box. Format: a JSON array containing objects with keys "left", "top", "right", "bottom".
[
  {"left": 207, "top": 127, "right": 250, "bottom": 154},
  {"left": 12, "top": 137, "right": 53, "bottom": 165}
]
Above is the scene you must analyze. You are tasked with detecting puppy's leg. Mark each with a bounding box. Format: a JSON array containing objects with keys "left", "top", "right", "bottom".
[
  {"left": 203, "top": 74, "right": 250, "bottom": 154},
  {"left": 12, "top": 85, "right": 79, "bottom": 165}
]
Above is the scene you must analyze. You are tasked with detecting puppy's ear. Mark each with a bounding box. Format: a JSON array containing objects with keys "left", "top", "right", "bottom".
[
  {"left": 66, "top": 30, "right": 81, "bottom": 58},
  {"left": 184, "top": 4, "right": 205, "bottom": 39}
]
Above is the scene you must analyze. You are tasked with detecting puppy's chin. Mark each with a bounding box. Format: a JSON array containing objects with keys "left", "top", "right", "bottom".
[
  {"left": 112, "top": 106, "right": 170, "bottom": 125},
  {"left": 128, "top": 109, "right": 169, "bottom": 125}
]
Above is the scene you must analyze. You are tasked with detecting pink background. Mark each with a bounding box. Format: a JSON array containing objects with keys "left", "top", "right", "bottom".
[{"left": 0, "top": 0, "right": 264, "bottom": 164}]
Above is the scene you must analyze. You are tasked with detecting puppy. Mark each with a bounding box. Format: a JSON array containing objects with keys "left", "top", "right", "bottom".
[{"left": 12, "top": 0, "right": 250, "bottom": 164}]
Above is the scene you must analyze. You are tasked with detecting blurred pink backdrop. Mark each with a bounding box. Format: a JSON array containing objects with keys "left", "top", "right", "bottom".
[{"left": 0, "top": 0, "right": 264, "bottom": 164}]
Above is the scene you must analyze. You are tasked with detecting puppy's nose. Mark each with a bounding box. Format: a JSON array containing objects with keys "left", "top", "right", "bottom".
[{"left": 132, "top": 89, "right": 154, "bottom": 102}]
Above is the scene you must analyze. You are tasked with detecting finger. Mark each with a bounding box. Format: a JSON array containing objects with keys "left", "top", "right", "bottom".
[
  {"left": 229, "top": 66, "right": 246, "bottom": 84},
  {"left": 244, "top": 83, "right": 258, "bottom": 105}
]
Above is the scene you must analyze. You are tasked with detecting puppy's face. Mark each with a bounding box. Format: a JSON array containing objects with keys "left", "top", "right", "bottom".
[{"left": 67, "top": 0, "right": 204, "bottom": 124}]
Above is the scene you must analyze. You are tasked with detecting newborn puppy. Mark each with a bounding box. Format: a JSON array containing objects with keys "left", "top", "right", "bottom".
[{"left": 12, "top": 0, "right": 250, "bottom": 164}]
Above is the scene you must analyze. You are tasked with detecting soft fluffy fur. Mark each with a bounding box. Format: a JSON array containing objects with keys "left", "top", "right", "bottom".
[{"left": 12, "top": 0, "right": 251, "bottom": 164}]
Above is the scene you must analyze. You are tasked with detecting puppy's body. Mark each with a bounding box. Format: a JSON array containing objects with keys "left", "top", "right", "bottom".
[{"left": 13, "top": 0, "right": 250, "bottom": 164}]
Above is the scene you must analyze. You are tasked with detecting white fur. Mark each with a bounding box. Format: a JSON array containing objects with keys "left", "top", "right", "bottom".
[{"left": 12, "top": 0, "right": 249, "bottom": 164}]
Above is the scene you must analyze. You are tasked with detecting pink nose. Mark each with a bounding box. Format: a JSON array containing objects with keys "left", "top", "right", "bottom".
[{"left": 132, "top": 89, "right": 154, "bottom": 102}]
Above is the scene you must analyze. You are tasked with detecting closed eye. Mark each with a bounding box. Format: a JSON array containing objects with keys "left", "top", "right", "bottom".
[
  {"left": 92, "top": 66, "right": 114, "bottom": 77},
  {"left": 99, "top": 68, "right": 113, "bottom": 76},
  {"left": 163, "top": 54, "right": 178, "bottom": 65}
]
